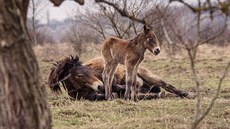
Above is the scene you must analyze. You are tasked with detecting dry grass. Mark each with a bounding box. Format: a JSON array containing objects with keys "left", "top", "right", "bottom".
[{"left": 34, "top": 43, "right": 230, "bottom": 129}]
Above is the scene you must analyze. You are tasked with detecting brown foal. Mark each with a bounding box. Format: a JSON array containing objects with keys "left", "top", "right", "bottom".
[{"left": 102, "top": 25, "right": 161, "bottom": 101}]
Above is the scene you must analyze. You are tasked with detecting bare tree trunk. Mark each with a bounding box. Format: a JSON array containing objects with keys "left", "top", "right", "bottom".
[
  {"left": 31, "top": 0, "right": 38, "bottom": 45},
  {"left": 0, "top": 1, "right": 51, "bottom": 129},
  {"left": 22, "top": 0, "right": 29, "bottom": 23}
]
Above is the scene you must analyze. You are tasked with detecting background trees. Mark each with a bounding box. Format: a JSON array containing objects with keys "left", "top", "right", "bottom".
[
  {"left": 27, "top": 0, "right": 49, "bottom": 45},
  {"left": 166, "top": 1, "right": 230, "bottom": 128}
]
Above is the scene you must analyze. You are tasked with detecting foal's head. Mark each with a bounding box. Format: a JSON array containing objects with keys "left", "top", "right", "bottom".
[
  {"left": 142, "top": 25, "right": 161, "bottom": 55},
  {"left": 49, "top": 56, "right": 103, "bottom": 92}
]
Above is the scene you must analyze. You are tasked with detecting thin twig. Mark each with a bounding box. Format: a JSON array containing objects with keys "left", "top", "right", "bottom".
[{"left": 191, "top": 59, "right": 230, "bottom": 129}]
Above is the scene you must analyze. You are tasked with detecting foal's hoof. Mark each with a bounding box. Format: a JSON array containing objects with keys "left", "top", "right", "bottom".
[
  {"left": 106, "top": 97, "right": 112, "bottom": 101},
  {"left": 112, "top": 92, "right": 118, "bottom": 99},
  {"left": 124, "top": 96, "right": 138, "bottom": 102},
  {"left": 124, "top": 96, "right": 129, "bottom": 101},
  {"left": 133, "top": 98, "right": 139, "bottom": 102},
  {"left": 105, "top": 94, "right": 114, "bottom": 101}
]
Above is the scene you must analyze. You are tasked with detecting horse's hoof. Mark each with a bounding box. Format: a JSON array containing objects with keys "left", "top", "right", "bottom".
[
  {"left": 157, "top": 91, "right": 165, "bottom": 98},
  {"left": 186, "top": 92, "right": 196, "bottom": 99}
]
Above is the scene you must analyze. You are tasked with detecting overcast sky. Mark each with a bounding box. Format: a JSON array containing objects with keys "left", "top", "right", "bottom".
[
  {"left": 28, "top": 0, "right": 93, "bottom": 24},
  {"left": 29, "top": 0, "right": 194, "bottom": 24}
]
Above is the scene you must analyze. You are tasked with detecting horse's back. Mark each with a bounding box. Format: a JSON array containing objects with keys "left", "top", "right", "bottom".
[
  {"left": 84, "top": 57, "right": 126, "bottom": 84},
  {"left": 84, "top": 57, "right": 104, "bottom": 73}
]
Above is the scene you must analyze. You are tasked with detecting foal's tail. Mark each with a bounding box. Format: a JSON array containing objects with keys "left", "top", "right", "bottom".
[
  {"left": 101, "top": 37, "right": 115, "bottom": 61},
  {"left": 138, "top": 67, "right": 191, "bottom": 98}
]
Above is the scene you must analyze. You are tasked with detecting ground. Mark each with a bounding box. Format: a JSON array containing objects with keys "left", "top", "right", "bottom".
[{"left": 34, "top": 43, "right": 230, "bottom": 129}]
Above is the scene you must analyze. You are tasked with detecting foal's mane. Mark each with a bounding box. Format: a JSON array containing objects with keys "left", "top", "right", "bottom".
[
  {"left": 128, "top": 31, "right": 146, "bottom": 46},
  {"left": 48, "top": 55, "right": 82, "bottom": 93}
]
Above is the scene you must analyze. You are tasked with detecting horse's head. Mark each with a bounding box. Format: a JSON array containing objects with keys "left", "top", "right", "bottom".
[
  {"left": 142, "top": 25, "right": 161, "bottom": 55},
  {"left": 48, "top": 55, "right": 103, "bottom": 93}
]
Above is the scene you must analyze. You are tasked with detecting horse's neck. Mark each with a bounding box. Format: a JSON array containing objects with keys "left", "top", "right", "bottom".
[
  {"left": 66, "top": 77, "right": 82, "bottom": 90},
  {"left": 129, "top": 33, "right": 146, "bottom": 54},
  {"left": 63, "top": 79, "right": 77, "bottom": 91}
]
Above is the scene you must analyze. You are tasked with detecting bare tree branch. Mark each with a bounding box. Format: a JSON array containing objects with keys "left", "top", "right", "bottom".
[
  {"left": 170, "top": 0, "right": 230, "bottom": 16},
  {"left": 95, "top": 0, "right": 147, "bottom": 25},
  {"left": 49, "top": 0, "right": 84, "bottom": 6},
  {"left": 199, "top": 16, "right": 228, "bottom": 44}
]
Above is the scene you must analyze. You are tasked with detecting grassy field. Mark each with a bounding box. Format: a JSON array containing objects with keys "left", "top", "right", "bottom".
[{"left": 35, "top": 43, "right": 230, "bottom": 129}]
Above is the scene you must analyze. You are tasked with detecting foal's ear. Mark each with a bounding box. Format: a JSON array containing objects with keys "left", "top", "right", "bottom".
[{"left": 143, "top": 25, "right": 150, "bottom": 34}]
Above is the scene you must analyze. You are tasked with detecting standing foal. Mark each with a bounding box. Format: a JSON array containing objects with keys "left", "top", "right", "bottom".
[{"left": 102, "top": 25, "right": 161, "bottom": 101}]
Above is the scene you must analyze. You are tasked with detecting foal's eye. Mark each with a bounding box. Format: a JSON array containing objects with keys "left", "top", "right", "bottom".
[
  {"left": 147, "top": 38, "right": 153, "bottom": 41},
  {"left": 76, "top": 74, "right": 84, "bottom": 78}
]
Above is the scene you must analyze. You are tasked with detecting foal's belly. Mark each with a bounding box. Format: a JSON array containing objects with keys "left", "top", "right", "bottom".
[{"left": 112, "top": 52, "right": 126, "bottom": 65}]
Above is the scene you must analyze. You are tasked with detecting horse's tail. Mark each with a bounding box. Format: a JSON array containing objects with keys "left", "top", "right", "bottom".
[{"left": 48, "top": 65, "right": 62, "bottom": 94}]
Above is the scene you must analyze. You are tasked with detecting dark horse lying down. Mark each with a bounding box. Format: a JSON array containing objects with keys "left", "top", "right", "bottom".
[
  {"left": 48, "top": 56, "right": 105, "bottom": 100},
  {"left": 48, "top": 56, "right": 194, "bottom": 100}
]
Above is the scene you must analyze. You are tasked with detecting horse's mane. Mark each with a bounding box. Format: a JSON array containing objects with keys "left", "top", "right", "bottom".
[{"left": 48, "top": 55, "right": 81, "bottom": 93}]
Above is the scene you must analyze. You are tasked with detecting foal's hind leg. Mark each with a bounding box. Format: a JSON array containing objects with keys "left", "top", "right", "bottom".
[
  {"left": 108, "top": 62, "right": 118, "bottom": 88},
  {"left": 102, "top": 62, "right": 118, "bottom": 100},
  {"left": 107, "top": 62, "right": 118, "bottom": 100},
  {"left": 102, "top": 66, "right": 112, "bottom": 100}
]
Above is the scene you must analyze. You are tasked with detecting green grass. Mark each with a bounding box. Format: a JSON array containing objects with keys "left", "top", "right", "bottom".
[{"left": 36, "top": 44, "right": 230, "bottom": 129}]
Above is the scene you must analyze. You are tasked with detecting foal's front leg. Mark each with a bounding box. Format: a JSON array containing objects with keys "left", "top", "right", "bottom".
[
  {"left": 125, "top": 59, "right": 142, "bottom": 101},
  {"left": 124, "top": 64, "right": 136, "bottom": 101},
  {"left": 131, "top": 70, "right": 138, "bottom": 101}
]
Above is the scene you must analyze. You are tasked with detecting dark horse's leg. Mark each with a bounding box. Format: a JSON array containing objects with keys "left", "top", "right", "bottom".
[
  {"left": 139, "top": 81, "right": 161, "bottom": 94},
  {"left": 98, "top": 83, "right": 126, "bottom": 99},
  {"left": 111, "top": 83, "right": 161, "bottom": 100},
  {"left": 137, "top": 68, "right": 195, "bottom": 99},
  {"left": 157, "top": 81, "right": 188, "bottom": 98},
  {"left": 143, "top": 80, "right": 190, "bottom": 98},
  {"left": 137, "top": 93, "right": 158, "bottom": 100},
  {"left": 112, "top": 84, "right": 126, "bottom": 98},
  {"left": 88, "top": 93, "right": 106, "bottom": 101}
]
